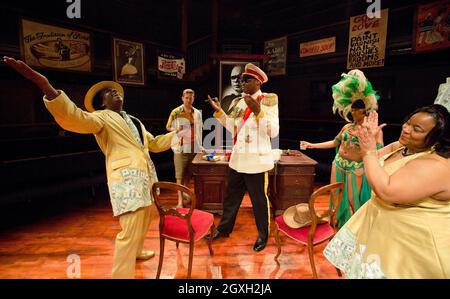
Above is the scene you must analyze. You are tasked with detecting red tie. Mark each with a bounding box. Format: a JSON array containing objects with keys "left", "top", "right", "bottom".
[{"left": 233, "top": 95, "right": 264, "bottom": 145}]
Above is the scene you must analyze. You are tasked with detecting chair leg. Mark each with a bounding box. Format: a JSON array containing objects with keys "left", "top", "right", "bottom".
[
  {"left": 274, "top": 228, "right": 281, "bottom": 261},
  {"left": 156, "top": 237, "right": 165, "bottom": 279},
  {"left": 176, "top": 242, "right": 179, "bottom": 249},
  {"left": 207, "top": 224, "right": 215, "bottom": 256},
  {"left": 187, "top": 238, "right": 194, "bottom": 279},
  {"left": 336, "top": 267, "right": 342, "bottom": 277},
  {"left": 307, "top": 244, "right": 318, "bottom": 279}
]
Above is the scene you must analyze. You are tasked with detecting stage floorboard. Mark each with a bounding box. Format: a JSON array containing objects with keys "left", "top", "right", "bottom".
[{"left": 0, "top": 184, "right": 342, "bottom": 279}]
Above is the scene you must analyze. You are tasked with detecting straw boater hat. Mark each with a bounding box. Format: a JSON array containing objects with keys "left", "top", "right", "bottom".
[
  {"left": 283, "top": 203, "right": 313, "bottom": 229},
  {"left": 84, "top": 81, "right": 124, "bottom": 112},
  {"left": 242, "top": 63, "right": 268, "bottom": 84},
  {"left": 331, "top": 69, "right": 379, "bottom": 122}
]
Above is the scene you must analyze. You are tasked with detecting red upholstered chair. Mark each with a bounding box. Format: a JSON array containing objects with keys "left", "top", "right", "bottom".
[
  {"left": 151, "top": 182, "right": 215, "bottom": 279},
  {"left": 274, "top": 182, "right": 344, "bottom": 278}
]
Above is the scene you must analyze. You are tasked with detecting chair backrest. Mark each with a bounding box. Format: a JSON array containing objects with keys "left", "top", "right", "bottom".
[
  {"left": 308, "top": 182, "right": 344, "bottom": 232},
  {"left": 151, "top": 181, "right": 197, "bottom": 220}
]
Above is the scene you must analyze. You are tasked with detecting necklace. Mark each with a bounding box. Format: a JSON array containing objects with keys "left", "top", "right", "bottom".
[{"left": 401, "top": 147, "right": 415, "bottom": 156}]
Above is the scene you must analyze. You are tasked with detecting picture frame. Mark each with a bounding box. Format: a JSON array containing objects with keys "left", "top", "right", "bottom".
[
  {"left": 413, "top": 0, "right": 450, "bottom": 53},
  {"left": 20, "top": 18, "right": 92, "bottom": 73},
  {"left": 218, "top": 60, "right": 260, "bottom": 110},
  {"left": 157, "top": 51, "right": 186, "bottom": 80},
  {"left": 264, "top": 36, "right": 287, "bottom": 76},
  {"left": 112, "top": 38, "right": 146, "bottom": 86},
  {"left": 347, "top": 9, "right": 389, "bottom": 69}
]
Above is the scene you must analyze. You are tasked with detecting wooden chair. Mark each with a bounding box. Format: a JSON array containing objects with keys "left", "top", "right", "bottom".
[
  {"left": 274, "top": 182, "right": 344, "bottom": 278},
  {"left": 151, "top": 182, "right": 215, "bottom": 279}
]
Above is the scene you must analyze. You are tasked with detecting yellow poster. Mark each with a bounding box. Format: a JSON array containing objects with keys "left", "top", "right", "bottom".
[
  {"left": 20, "top": 19, "right": 92, "bottom": 72},
  {"left": 347, "top": 9, "right": 389, "bottom": 69}
]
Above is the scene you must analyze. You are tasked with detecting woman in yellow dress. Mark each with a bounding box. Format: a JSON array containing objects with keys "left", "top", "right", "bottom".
[{"left": 324, "top": 104, "right": 450, "bottom": 278}]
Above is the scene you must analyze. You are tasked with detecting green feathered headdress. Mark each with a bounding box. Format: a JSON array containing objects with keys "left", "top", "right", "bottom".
[{"left": 332, "top": 69, "right": 380, "bottom": 122}]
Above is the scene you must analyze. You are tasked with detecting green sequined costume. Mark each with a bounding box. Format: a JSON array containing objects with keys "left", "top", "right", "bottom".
[
  {"left": 332, "top": 132, "right": 382, "bottom": 228},
  {"left": 329, "top": 70, "right": 381, "bottom": 227}
]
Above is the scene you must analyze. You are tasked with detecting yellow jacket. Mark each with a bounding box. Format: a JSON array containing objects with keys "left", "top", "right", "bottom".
[{"left": 44, "top": 91, "right": 175, "bottom": 216}]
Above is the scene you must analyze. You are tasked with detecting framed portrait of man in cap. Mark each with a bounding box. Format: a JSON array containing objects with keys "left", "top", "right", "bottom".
[
  {"left": 112, "top": 38, "right": 146, "bottom": 86},
  {"left": 219, "top": 60, "right": 260, "bottom": 113}
]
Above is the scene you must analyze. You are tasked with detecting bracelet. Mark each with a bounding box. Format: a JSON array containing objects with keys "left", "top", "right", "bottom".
[{"left": 364, "top": 150, "right": 378, "bottom": 158}]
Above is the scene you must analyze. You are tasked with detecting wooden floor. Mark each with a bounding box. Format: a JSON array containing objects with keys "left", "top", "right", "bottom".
[{"left": 0, "top": 184, "right": 341, "bottom": 279}]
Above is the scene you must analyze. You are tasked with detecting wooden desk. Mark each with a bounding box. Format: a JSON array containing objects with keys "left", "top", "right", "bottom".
[{"left": 191, "top": 150, "right": 317, "bottom": 215}]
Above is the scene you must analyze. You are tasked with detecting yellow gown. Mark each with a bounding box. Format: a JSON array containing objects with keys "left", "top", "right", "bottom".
[{"left": 324, "top": 149, "right": 450, "bottom": 278}]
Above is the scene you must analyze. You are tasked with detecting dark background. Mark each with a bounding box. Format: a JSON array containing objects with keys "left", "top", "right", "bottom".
[{"left": 0, "top": 0, "right": 449, "bottom": 227}]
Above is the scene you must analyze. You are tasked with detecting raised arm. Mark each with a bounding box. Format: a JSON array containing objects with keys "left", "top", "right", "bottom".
[
  {"left": 360, "top": 116, "right": 447, "bottom": 203},
  {"left": 254, "top": 93, "right": 279, "bottom": 138},
  {"left": 301, "top": 139, "right": 340, "bottom": 150},
  {"left": 3, "top": 56, "right": 59, "bottom": 99},
  {"left": 166, "top": 110, "right": 176, "bottom": 132},
  {"left": 4, "top": 56, "right": 103, "bottom": 134},
  {"left": 300, "top": 124, "right": 347, "bottom": 150},
  {"left": 208, "top": 95, "right": 236, "bottom": 133},
  {"left": 354, "top": 111, "right": 446, "bottom": 203},
  {"left": 146, "top": 131, "right": 176, "bottom": 153}
]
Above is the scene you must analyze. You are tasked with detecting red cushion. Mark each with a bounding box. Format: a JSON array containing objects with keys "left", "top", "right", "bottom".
[
  {"left": 275, "top": 215, "right": 335, "bottom": 245},
  {"left": 161, "top": 208, "right": 214, "bottom": 242}
]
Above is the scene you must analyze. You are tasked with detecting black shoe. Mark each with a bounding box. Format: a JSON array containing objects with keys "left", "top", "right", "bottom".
[
  {"left": 204, "top": 230, "right": 229, "bottom": 241},
  {"left": 253, "top": 237, "right": 267, "bottom": 252}
]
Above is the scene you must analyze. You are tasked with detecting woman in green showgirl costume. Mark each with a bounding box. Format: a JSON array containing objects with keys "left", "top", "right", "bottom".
[{"left": 300, "top": 69, "right": 383, "bottom": 227}]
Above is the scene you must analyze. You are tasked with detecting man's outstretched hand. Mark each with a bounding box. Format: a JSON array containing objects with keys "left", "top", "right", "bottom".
[
  {"left": 3, "top": 56, "right": 59, "bottom": 99},
  {"left": 3, "top": 56, "right": 47, "bottom": 86},
  {"left": 207, "top": 95, "right": 221, "bottom": 112}
]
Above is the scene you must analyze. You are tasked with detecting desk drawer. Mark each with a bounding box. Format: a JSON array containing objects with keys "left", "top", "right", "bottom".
[
  {"left": 277, "top": 166, "right": 315, "bottom": 175},
  {"left": 192, "top": 165, "right": 228, "bottom": 175},
  {"left": 277, "top": 175, "right": 314, "bottom": 188}
]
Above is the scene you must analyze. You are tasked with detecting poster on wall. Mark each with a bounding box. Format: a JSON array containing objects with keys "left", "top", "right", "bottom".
[
  {"left": 219, "top": 60, "right": 260, "bottom": 111},
  {"left": 300, "top": 37, "right": 336, "bottom": 58},
  {"left": 157, "top": 52, "right": 186, "bottom": 80},
  {"left": 434, "top": 77, "right": 450, "bottom": 112},
  {"left": 20, "top": 18, "right": 92, "bottom": 72},
  {"left": 347, "top": 9, "right": 389, "bottom": 69},
  {"left": 264, "top": 36, "right": 287, "bottom": 76},
  {"left": 113, "top": 38, "right": 146, "bottom": 86},
  {"left": 413, "top": 0, "right": 450, "bottom": 53}
]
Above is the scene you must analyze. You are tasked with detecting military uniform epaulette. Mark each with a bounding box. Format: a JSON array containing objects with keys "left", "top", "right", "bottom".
[
  {"left": 229, "top": 103, "right": 245, "bottom": 119},
  {"left": 262, "top": 93, "right": 278, "bottom": 106}
]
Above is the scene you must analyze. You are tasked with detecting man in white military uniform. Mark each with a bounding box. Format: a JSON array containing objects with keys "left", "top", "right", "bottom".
[{"left": 206, "top": 63, "right": 279, "bottom": 251}]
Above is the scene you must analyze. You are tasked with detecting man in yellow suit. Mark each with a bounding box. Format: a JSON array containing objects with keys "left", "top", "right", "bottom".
[{"left": 3, "top": 56, "right": 176, "bottom": 278}]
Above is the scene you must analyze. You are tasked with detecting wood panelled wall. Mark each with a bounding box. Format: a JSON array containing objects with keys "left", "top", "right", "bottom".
[
  {"left": 1, "top": 1, "right": 449, "bottom": 132},
  {"left": 0, "top": 2, "right": 189, "bottom": 127},
  {"left": 259, "top": 3, "right": 450, "bottom": 125},
  {"left": 0, "top": 0, "right": 449, "bottom": 197}
]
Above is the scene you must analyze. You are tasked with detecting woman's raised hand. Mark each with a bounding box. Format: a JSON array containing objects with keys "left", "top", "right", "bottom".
[{"left": 362, "top": 111, "right": 386, "bottom": 138}]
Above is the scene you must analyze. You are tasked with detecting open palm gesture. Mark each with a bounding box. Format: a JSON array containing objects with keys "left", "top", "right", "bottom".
[
  {"left": 357, "top": 111, "right": 386, "bottom": 152},
  {"left": 207, "top": 95, "right": 221, "bottom": 112},
  {"left": 3, "top": 56, "right": 48, "bottom": 87}
]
